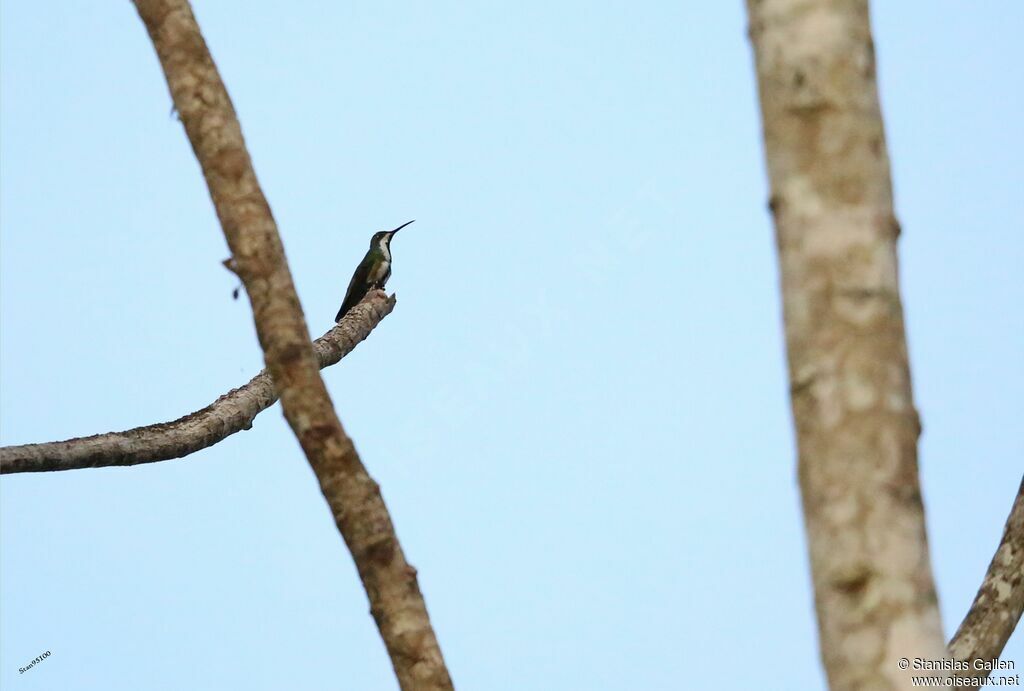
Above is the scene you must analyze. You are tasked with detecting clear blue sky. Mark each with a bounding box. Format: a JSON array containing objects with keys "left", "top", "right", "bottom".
[{"left": 1, "top": 2, "right": 1021, "bottom": 689}]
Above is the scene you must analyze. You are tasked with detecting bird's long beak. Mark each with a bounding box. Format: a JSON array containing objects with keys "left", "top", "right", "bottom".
[{"left": 390, "top": 219, "right": 415, "bottom": 235}]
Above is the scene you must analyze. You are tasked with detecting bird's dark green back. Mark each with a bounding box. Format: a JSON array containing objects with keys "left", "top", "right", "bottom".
[{"left": 335, "top": 247, "right": 384, "bottom": 322}]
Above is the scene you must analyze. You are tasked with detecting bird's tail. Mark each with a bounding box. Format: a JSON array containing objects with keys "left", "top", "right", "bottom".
[{"left": 335, "top": 293, "right": 361, "bottom": 323}]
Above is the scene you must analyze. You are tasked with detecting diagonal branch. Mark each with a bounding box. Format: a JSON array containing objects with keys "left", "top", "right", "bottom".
[
  {"left": 130, "top": 2, "right": 453, "bottom": 689},
  {"left": 0, "top": 292, "right": 394, "bottom": 475},
  {"left": 950, "top": 476, "right": 1024, "bottom": 679}
]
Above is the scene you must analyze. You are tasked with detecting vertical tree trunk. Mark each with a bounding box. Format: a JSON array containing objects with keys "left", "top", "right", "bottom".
[{"left": 745, "top": 2, "right": 947, "bottom": 688}]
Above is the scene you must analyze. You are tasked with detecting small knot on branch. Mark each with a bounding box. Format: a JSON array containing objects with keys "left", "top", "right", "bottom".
[{"left": 223, "top": 257, "right": 243, "bottom": 300}]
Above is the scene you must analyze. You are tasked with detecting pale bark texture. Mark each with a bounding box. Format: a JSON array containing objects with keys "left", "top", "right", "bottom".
[
  {"left": 0, "top": 292, "right": 394, "bottom": 475},
  {"left": 130, "top": 2, "right": 453, "bottom": 689},
  {"left": 950, "top": 477, "right": 1024, "bottom": 680},
  {"left": 746, "top": 1, "right": 948, "bottom": 689}
]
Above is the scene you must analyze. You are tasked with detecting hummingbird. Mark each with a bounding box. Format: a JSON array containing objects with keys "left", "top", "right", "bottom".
[{"left": 335, "top": 220, "right": 414, "bottom": 322}]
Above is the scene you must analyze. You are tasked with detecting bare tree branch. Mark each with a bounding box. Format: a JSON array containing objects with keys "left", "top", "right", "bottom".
[
  {"left": 130, "top": 2, "right": 453, "bottom": 689},
  {"left": 746, "top": 1, "right": 948, "bottom": 688},
  {"left": 0, "top": 292, "right": 394, "bottom": 475},
  {"left": 950, "top": 476, "right": 1024, "bottom": 679}
]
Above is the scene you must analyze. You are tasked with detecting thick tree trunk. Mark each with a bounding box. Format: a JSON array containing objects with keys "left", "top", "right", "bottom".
[{"left": 745, "top": 2, "right": 948, "bottom": 688}]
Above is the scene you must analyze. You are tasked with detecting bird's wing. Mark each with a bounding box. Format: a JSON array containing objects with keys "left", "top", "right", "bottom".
[{"left": 335, "top": 259, "right": 371, "bottom": 322}]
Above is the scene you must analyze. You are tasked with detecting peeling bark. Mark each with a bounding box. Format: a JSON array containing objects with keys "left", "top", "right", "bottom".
[
  {"left": 130, "top": 2, "right": 453, "bottom": 689},
  {"left": 950, "top": 477, "right": 1024, "bottom": 679},
  {"left": 0, "top": 292, "right": 394, "bottom": 474},
  {"left": 745, "top": 1, "right": 948, "bottom": 688}
]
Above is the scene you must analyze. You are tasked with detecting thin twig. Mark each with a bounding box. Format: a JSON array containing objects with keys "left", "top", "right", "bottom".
[
  {"left": 0, "top": 292, "right": 394, "bottom": 474},
  {"left": 950, "top": 476, "right": 1024, "bottom": 679}
]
